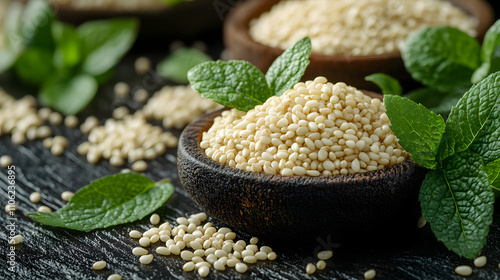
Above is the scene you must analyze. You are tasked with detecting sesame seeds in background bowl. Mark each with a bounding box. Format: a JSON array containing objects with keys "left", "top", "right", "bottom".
[
  {"left": 224, "top": 0, "right": 494, "bottom": 91},
  {"left": 178, "top": 77, "right": 428, "bottom": 238}
]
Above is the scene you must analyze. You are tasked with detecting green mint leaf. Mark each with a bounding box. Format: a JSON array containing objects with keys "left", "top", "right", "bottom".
[
  {"left": 0, "top": 1, "right": 24, "bottom": 73},
  {"left": 402, "top": 26, "right": 481, "bottom": 91},
  {"left": 14, "top": 48, "right": 54, "bottom": 86},
  {"left": 439, "top": 72, "right": 500, "bottom": 163},
  {"left": 384, "top": 95, "right": 445, "bottom": 169},
  {"left": 78, "top": 18, "right": 139, "bottom": 76},
  {"left": 265, "top": 37, "right": 311, "bottom": 96},
  {"left": 157, "top": 48, "right": 211, "bottom": 84},
  {"left": 21, "top": 0, "right": 55, "bottom": 50},
  {"left": 39, "top": 74, "right": 98, "bottom": 115},
  {"left": 52, "top": 22, "right": 81, "bottom": 69},
  {"left": 26, "top": 173, "right": 174, "bottom": 232},
  {"left": 483, "top": 159, "right": 500, "bottom": 197},
  {"left": 365, "top": 73, "right": 402, "bottom": 96},
  {"left": 188, "top": 60, "right": 273, "bottom": 111},
  {"left": 419, "top": 151, "right": 494, "bottom": 259}
]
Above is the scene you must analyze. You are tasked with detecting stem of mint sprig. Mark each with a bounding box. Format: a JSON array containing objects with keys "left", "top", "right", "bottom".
[{"left": 187, "top": 37, "right": 312, "bottom": 111}]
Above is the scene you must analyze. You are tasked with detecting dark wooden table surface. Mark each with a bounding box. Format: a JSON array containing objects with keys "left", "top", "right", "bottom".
[{"left": 2, "top": 3, "right": 500, "bottom": 278}]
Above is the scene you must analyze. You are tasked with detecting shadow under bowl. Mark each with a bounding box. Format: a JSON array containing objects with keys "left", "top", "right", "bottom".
[
  {"left": 177, "top": 92, "right": 429, "bottom": 239},
  {"left": 223, "top": 0, "right": 494, "bottom": 92}
]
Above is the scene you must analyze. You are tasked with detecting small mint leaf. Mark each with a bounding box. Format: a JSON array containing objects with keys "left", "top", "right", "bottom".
[
  {"left": 365, "top": 73, "right": 402, "bottom": 96},
  {"left": 384, "top": 95, "right": 445, "bottom": 169},
  {"left": 402, "top": 26, "right": 481, "bottom": 91},
  {"left": 26, "top": 173, "right": 174, "bottom": 232},
  {"left": 39, "top": 74, "right": 98, "bottom": 115},
  {"left": 78, "top": 18, "right": 139, "bottom": 76},
  {"left": 419, "top": 151, "right": 494, "bottom": 259},
  {"left": 188, "top": 60, "right": 272, "bottom": 111},
  {"left": 265, "top": 37, "right": 311, "bottom": 96},
  {"left": 157, "top": 48, "right": 211, "bottom": 84},
  {"left": 439, "top": 72, "right": 500, "bottom": 163}
]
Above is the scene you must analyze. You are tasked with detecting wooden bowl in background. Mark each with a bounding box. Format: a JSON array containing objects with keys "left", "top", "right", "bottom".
[{"left": 223, "top": 0, "right": 494, "bottom": 92}]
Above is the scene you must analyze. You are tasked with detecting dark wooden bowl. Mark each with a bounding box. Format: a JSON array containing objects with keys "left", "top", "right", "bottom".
[
  {"left": 177, "top": 91, "right": 429, "bottom": 239},
  {"left": 50, "top": 0, "right": 223, "bottom": 39},
  {"left": 223, "top": 0, "right": 494, "bottom": 91}
]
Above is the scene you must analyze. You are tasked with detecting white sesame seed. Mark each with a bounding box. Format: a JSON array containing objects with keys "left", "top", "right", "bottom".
[
  {"left": 1, "top": 155, "right": 12, "bottom": 168},
  {"left": 92, "top": 260, "right": 106, "bottom": 270},
  {"left": 107, "top": 274, "right": 122, "bottom": 280},
  {"left": 474, "top": 256, "right": 487, "bottom": 268},
  {"left": 9, "top": 234, "right": 23, "bottom": 245},
  {"left": 364, "top": 269, "right": 377, "bottom": 280},
  {"left": 455, "top": 265, "right": 472, "bottom": 276},
  {"left": 30, "top": 192, "right": 41, "bottom": 203},
  {"left": 235, "top": 263, "right": 248, "bottom": 273},
  {"left": 306, "top": 263, "right": 316, "bottom": 275},
  {"left": 61, "top": 191, "right": 74, "bottom": 202},
  {"left": 38, "top": 206, "right": 52, "bottom": 213},
  {"left": 139, "top": 254, "right": 153, "bottom": 265}
]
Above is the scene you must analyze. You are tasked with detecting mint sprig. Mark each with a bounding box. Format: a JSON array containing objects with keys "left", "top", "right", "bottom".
[
  {"left": 188, "top": 37, "right": 312, "bottom": 111},
  {"left": 157, "top": 48, "right": 211, "bottom": 84},
  {"left": 26, "top": 173, "right": 174, "bottom": 232},
  {"left": 384, "top": 72, "right": 500, "bottom": 258}
]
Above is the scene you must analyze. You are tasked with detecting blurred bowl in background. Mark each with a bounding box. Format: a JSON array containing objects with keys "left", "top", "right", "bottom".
[
  {"left": 50, "top": 0, "right": 228, "bottom": 40},
  {"left": 224, "top": 0, "right": 494, "bottom": 91}
]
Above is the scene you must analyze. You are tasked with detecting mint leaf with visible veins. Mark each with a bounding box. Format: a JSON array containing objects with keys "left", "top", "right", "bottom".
[
  {"left": 265, "top": 37, "right": 311, "bottom": 96},
  {"left": 419, "top": 151, "right": 494, "bottom": 259},
  {"left": 188, "top": 60, "right": 272, "bottom": 111},
  {"left": 439, "top": 72, "right": 500, "bottom": 163},
  {"left": 384, "top": 95, "right": 445, "bottom": 169},
  {"left": 402, "top": 26, "right": 480, "bottom": 91},
  {"left": 26, "top": 173, "right": 174, "bottom": 232},
  {"left": 188, "top": 37, "right": 312, "bottom": 111}
]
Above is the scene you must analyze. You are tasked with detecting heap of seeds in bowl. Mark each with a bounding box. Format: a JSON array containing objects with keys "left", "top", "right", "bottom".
[
  {"left": 249, "top": 0, "right": 477, "bottom": 56},
  {"left": 200, "top": 77, "right": 408, "bottom": 176}
]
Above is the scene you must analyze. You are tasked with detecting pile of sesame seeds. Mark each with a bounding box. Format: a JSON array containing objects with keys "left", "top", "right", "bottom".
[
  {"left": 127, "top": 212, "right": 277, "bottom": 277},
  {"left": 77, "top": 112, "right": 178, "bottom": 171},
  {"left": 142, "top": 85, "right": 222, "bottom": 130},
  {"left": 201, "top": 77, "right": 408, "bottom": 176}
]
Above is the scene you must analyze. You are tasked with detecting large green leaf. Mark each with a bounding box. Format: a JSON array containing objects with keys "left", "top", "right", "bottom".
[
  {"left": 439, "top": 72, "right": 500, "bottom": 163},
  {"left": 419, "top": 151, "right": 495, "bottom": 259},
  {"left": 402, "top": 26, "right": 481, "bottom": 91},
  {"left": 384, "top": 95, "right": 445, "bottom": 169},
  {"left": 78, "top": 18, "right": 139, "bottom": 76},
  {"left": 188, "top": 60, "right": 273, "bottom": 111},
  {"left": 265, "top": 37, "right": 311, "bottom": 96},
  {"left": 26, "top": 173, "right": 174, "bottom": 232}
]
